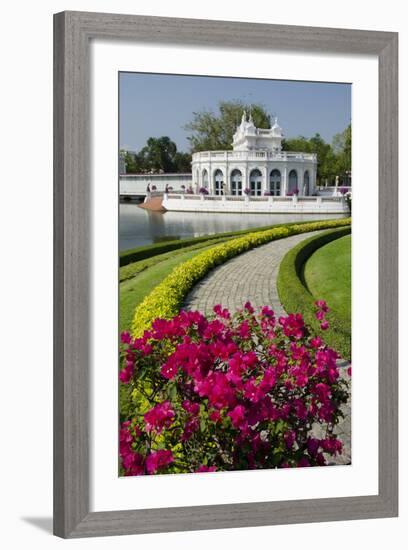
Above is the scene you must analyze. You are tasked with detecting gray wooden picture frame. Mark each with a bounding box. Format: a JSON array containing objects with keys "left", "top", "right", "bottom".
[{"left": 53, "top": 11, "right": 398, "bottom": 538}]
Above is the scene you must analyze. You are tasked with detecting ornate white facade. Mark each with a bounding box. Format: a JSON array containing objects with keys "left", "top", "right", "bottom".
[{"left": 192, "top": 113, "right": 317, "bottom": 197}]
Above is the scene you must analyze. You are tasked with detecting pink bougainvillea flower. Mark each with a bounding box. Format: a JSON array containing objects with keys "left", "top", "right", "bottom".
[
  {"left": 181, "top": 416, "right": 200, "bottom": 441},
  {"left": 314, "top": 382, "right": 331, "bottom": 403},
  {"left": 119, "top": 366, "right": 133, "bottom": 384},
  {"left": 145, "top": 450, "right": 174, "bottom": 474},
  {"left": 315, "top": 309, "right": 325, "bottom": 321},
  {"left": 209, "top": 410, "right": 221, "bottom": 423},
  {"left": 182, "top": 400, "right": 200, "bottom": 415},
  {"left": 320, "top": 320, "right": 330, "bottom": 331},
  {"left": 238, "top": 320, "right": 251, "bottom": 339},
  {"left": 213, "top": 304, "right": 231, "bottom": 320},
  {"left": 279, "top": 313, "right": 305, "bottom": 339},
  {"left": 310, "top": 336, "right": 322, "bottom": 348},
  {"left": 315, "top": 299, "right": 329, "bottom": 312},
  {"left": 261, "top": 305, "right": 275, "bottom": 318},
  {"left": 307, "top": 437, "right": 320, "bottom": 457},
  {"left": 144, "top": 401, "right": 175, "bottom": 433},
  {"left": 196, "top": 465, "right": 217, "bottom": 473},
  {"left": 120, "top": 331, "right": 131, "bottom": 344},
  {"left": 260, "top": 367, "right": 277, "bottom": 392},
  {"left": 160, "top": 356, "right": 179, "bottom": 380},
  {"left": 243, "top": 378, "right": 263, "bottom": 403},
  {"left": 284, "top": 430, "right": 296, "bottom": 449},
  {"left": 228, "top": 404, "right": 246, "bottom": 428},
  {"left": 321, "top": 437, "right": 343, "bottom": 455},
  {"left": 244, "top": 301, "right": 255, "bottom": 314}
]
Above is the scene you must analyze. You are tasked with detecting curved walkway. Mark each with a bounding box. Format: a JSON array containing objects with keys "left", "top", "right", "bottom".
[
  {"left": 183, "top": 230, "right": 325, "bottom": 317},
  {"left": 183, "top": 229, "right": 351, "bottom": 466}
]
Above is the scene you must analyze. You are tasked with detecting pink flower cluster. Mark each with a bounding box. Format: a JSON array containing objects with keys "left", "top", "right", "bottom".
[
  {"left": 120, "top": 421, "right": 174, "bottom": 475},
  {"left": 315, "top": 299, "right": 330, "bottom": 330},
  {"left": 119, "top": 303, "right": 350, "bottom": 476}
]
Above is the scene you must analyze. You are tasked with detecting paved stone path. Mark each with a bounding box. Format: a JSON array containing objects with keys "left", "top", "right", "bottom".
[
  {"left": 183, "top": 230, "right": 324, "bottom": 317},
  {"left": 183, "top": 229, "right": 351, "bottom": 466}
]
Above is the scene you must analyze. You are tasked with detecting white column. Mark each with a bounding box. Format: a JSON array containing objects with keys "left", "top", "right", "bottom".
[
  {"left": 311, "top": 165, "right": 317, "bottom": 194},
  {"left": 298, "top": 168, "right": 304, "bottom": 196},
  {"left": 263, "top": 166, "right": 268, "bottom": 194},
  {"left": 282, "top": 166, "right": 288, "bottom": 196}
]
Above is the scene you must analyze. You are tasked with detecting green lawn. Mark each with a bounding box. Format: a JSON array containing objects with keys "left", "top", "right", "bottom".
[
  {"left": 303, "top": 235, "right": 351, "bottom": 323},
  {"left": 119, "top": 242, "right": 219, "bottom": 332}
]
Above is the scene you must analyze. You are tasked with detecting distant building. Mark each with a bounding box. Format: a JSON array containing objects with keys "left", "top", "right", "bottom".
[{"left": 191, "top": 112, "right": 317, "bottom": 196}]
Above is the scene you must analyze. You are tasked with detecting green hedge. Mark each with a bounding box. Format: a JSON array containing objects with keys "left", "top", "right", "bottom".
[
  {"left": 131, "top": 218, "right": 351, "bottom": 337},
  {"left": 119, "top": 218, "right": 340, "bottom": 267},
  {"left": 277, "top": 227, "right": 351, "bottom": 360}
]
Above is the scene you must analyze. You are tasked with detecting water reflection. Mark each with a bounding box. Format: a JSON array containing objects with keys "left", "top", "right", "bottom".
[{"left": 119, "top": 203, "right": 345, "bottom": 251}]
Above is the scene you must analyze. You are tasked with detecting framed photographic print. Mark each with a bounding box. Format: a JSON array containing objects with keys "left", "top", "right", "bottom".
[{"left": 53, "top": 11, "right": 398, "bottom": 538}]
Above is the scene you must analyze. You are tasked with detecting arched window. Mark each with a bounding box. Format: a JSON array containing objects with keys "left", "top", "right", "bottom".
[
  {"left": 288, "top": 170, "right": 298, "bottom": 194},
  {"left": 249, "top": 169, "right": 263, "bottom": 196},
  {"left": 214, "top": 169, "right": 224, "bottom": 195},
  {"left": 230, "top": 169, "right": 242, "bottom": 196},
  {"left": 303, "top": 170, "right": 310, "bottom": 196},
  {"left": 202, "top": 169, "right": 209, "bottom": 190},
  {"left": 269, "top": 169, "right": 281, "bottom": 196}
]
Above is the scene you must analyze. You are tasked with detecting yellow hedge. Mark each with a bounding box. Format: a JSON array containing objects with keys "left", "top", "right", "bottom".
[{"left": 131, "top": 218, "right": 351, "bottom": 337}]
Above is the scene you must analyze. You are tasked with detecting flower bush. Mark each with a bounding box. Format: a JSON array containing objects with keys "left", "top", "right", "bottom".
[
  {"left": 120, "top": 302, "right": 349, "bottom": 476},
  {"left": 131, "top": 218, "right": 351, "bottom": 337}
]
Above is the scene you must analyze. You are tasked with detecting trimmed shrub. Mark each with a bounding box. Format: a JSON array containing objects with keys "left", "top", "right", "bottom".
[
  {"left": 277, "top": 227, "right": 351, "bottom": 360},
  {"left": 131, "top": 218, "right": 351, "bottom": 337}
]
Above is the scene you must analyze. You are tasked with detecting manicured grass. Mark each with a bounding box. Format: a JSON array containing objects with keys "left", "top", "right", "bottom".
[
  {"left": 303, "top": 235, "right": 351, "bottom": 322},
  {"left": 277, "top": 227, "right": 351, "bottom": 360},
  {"left": 119, "top": 235, "right": 235, "bottom": 283},
  {"left": 119, "top": 243, "right": 218, "bottom": 332}
]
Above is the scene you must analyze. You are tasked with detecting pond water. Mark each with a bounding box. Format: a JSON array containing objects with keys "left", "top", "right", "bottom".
[{"left": 119, "top": 202, "right": 345, "bottom": 251}]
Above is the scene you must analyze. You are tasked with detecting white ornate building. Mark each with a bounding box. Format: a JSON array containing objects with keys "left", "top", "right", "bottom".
[{"left": 191, "top": 112, "right": 317, "bottom": 197}]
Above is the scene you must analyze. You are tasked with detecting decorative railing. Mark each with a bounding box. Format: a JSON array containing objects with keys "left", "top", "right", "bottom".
[
  {"left": 192, "top": 150, "right": 317, "bottom": 162},
  {"left": 165, "top": 193, "right": 345, "bottom": 204}
]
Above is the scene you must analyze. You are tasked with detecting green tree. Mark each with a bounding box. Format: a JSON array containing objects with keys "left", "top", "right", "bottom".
[
  {"left": 139, "top": 136, "right": 178, "bottom": 173},
  {"left": 283, "top": 133, "right": 340, "bottom": 186},
  {"left": 332, "top": 124, "right": 351, "bottom": 179},
  {"left": 185, "top": 100, "right": 271, "bottom": 152},
  {"left": 173, "top": 151, "right": 192, "bottom": 172},
  {"left": 122, "top": 151, "right": 145, "bottom": 173}
]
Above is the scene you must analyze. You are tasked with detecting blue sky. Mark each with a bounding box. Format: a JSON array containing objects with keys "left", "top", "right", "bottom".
[{"left": 119, "top": 72, "right": 351, "bottom": 153}]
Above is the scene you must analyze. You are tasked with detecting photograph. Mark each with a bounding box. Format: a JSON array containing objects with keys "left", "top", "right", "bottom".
[{"left": 118, "top": 72, "right": 352, "bottom": 477}]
